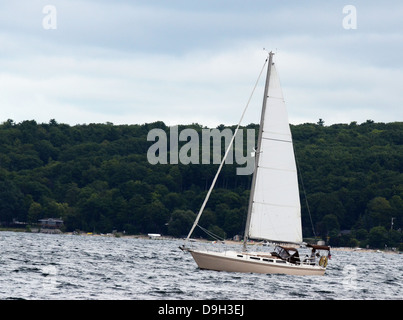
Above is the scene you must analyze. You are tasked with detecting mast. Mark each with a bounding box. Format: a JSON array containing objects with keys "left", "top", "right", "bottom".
[{"left": 243, "top": 51, "right": 274, "bottom": 250}]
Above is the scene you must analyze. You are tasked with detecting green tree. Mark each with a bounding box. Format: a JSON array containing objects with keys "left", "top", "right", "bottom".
[
  {"left": 28, "top": 202, "right": 42, "bottom": 223},
  {"left": 140, "top": 200, "right": 169, "bottom": 234},
  {"left": 0, "top": 180, "right": 26, "bottom": 223},
  {"left": 365, "top": 197, "right": 393, "bottom": 229},
  {"left": 0, "top": 119, "right": 402, "bottom": 239},
  {"left": 319, "top": 214, "right": 340, "bottom": 238},
  {"left": 368, "top": 226, "right": 388, "bottom": 248},
  {"left": 167, "top": 209, "right": 196, "bottom": 237},
  {"left": 223, "top": 208, "right": 244, "bottom": 238}
]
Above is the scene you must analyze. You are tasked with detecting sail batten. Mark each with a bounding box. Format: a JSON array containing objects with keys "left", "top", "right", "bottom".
[
  {"left": 247, "top": 61, "right": 303, "bottom": 244},
  {"left": 258, "top": 167, "right": 296, "bottom": 173},
  {"left": 262, "top": 137, "right": 292, "bottom": 143}
]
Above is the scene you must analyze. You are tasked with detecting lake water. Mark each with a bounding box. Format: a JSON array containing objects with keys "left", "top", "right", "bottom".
[{"left": 0, "top": 231, "right": 401, "bottom": 300}]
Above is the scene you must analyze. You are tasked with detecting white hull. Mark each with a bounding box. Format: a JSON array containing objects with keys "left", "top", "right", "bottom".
[{"left": 188, "top": 249, "right": 326, "bottom": 276}]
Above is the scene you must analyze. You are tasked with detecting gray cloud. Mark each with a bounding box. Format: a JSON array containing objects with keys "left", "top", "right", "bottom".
[{"left": 0, "top": 0, "right": 402, "bottom": 127}]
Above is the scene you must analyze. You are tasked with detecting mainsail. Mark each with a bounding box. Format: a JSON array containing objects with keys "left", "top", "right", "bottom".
[{"left": 246, "top": 60, "right": 302, "bottom": 244}]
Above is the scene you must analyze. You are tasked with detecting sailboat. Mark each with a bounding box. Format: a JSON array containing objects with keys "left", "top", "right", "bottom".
[{"left": 180, "top": 52, "right": 331, "bottom": 276}]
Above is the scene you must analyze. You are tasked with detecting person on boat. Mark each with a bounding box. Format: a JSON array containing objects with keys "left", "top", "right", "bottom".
[{"left": 309, "top": 248, "right": 319, "bottom": 264}]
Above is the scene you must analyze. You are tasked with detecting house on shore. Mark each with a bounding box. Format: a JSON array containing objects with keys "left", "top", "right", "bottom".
[{"left": 38, "top": 218, "right": 64, "bottom": 233}]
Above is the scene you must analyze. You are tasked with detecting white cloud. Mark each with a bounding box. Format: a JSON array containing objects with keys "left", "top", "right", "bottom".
[
  {"left": 275, "top": 49, "right": 403, "bottom": 124},
  {"left": 0, "top": 46, "right": 267, "bottom": 126}
]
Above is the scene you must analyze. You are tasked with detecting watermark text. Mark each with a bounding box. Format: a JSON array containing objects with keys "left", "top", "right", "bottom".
[
  {"left": 342, "top": 5, "right": 357, "bottom": 30},
  {"left": 147, "top": 126, "right": 255, "bottom": 175},
  {"left": 42, "top": 5, "right": 57, "bottom": 30}
]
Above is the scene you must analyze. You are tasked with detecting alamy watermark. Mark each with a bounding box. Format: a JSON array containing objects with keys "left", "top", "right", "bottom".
[
  {"left": 41, "top": 5, "right": 358, "bottom": 32},
  {"left": 147, "top": 126, "right": 256, "bottom": 175},
  {"left": 42, "top": 5, "right": 57, "bottom": 30},
  {"left": 342, "top": 5, "right": 357, "bottom": 30},
  {"left": 342, "top": 265, "right": 358, "bottom": 290},
  {"left": 41, "top": 265, "right": 58, "bottom": 291}
]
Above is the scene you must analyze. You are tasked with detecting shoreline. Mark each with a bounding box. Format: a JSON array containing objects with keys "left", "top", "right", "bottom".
[{"left": 1, "top": 229, "right": 400, "bottom": 254}]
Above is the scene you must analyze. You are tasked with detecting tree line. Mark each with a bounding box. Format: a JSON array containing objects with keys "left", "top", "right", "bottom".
[{"left": 0, "top": 119, "right": 402, "bottom": 249}]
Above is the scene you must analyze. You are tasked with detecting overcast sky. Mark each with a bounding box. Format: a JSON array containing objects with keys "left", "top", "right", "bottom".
[{"left": 1, "top": 0, "right": 402, "bottom": 127}]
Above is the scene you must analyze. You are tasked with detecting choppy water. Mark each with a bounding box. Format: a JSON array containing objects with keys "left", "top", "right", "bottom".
[{"left": 0, "top": 231, "right": 401, "bottom": 300}]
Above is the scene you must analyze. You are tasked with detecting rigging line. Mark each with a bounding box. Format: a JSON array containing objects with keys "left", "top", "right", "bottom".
[
  {"left": 185, "top": 56, "right": 269, "bottom": 243},
  {"left": 197, "top": 224, "right": 225, "bottom": 242},
  {"left": 294, "top": 146, "right": 317, "bottom": 238}
]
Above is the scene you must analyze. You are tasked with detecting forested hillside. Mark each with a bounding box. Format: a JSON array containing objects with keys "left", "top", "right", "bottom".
[{"left": 0, "top": 119, "right": 402, "bottom": 249}]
